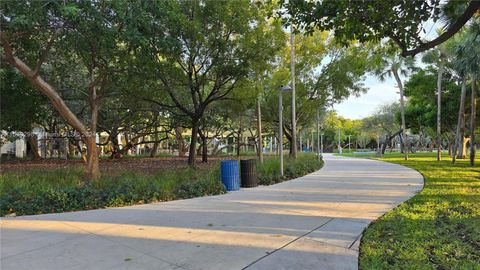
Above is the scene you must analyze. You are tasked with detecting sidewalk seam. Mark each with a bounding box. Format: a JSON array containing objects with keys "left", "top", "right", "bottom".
[{"left": 242, "top": 217, "right": 335, "bottom": 270}]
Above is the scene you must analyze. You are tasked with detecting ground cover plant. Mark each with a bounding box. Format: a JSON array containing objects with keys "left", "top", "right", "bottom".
[
  {"left": 0, "top": 153, "right": 322, "bottom": 217},
  {"left": 359, "top": 153, "right": 480, "bottom": 269}
]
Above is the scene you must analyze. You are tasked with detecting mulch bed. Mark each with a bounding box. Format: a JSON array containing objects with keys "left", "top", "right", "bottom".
[{"left": 0, "top": 155, "right": 251, "bottom": 174}]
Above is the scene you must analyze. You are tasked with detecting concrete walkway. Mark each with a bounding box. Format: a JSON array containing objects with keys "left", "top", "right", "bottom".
[{"left": 1, "top": 155, "right": 423, "bottom": 270}]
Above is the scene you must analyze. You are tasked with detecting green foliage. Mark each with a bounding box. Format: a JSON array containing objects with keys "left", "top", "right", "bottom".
[
  {"left": 360, "top": 153, "right": 480, "bottom": 269},
  {"left": 280, "top": 0, "right": 477, "bottom": 56},
  {"left": 0, "top": 66, "right": 47, "bottom": 132},
  {"left": 0, "top": 154, "right": 321, "bottom": 216},
  {"left": 0, "top": 167, "right": 226, "bottom": 216},
  {"left": 257, "top": 153, "right": 323, "bottom": 185},
  {"left": 404, "top": 67, "right": 461, "bottom": 132}
]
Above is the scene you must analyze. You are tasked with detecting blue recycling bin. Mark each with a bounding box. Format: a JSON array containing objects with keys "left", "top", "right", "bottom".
[{"left": 220, "top": 160, "right": 240, "bottom": 191}]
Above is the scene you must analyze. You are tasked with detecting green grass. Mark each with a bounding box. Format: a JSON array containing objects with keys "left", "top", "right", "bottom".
[
  {"left": 359, "top": 153, "right": 480, "bottom": 270},
  {"left": 0, "top": 153, "right": 322, "bottom": 216}
]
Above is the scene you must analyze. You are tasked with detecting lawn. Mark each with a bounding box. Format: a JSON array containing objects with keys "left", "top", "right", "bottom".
[
  {"left": 358, "top": 153, "right": 480, "bottom": 270},
  {"left": 0, "top": 153, "right": 322, "bottom": 217}
]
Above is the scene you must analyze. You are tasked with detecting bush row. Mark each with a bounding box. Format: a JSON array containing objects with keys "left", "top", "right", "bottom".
[
  {"left": 258, "top": 153, "right": 323, "bottom": 185},
  {"left": 1, "top": 154, "right": 322, "bottom": 216},
  {"left": 0, "top": 168, "right": 225, "bottom": 216}
]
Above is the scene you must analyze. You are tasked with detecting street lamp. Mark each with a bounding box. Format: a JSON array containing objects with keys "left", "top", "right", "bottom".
[{"left": 279, "top": 85, "right": 292, "bottom": 177}]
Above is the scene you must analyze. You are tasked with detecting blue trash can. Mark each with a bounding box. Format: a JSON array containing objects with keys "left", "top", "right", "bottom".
[{"left": 220, "top": 160, "right": 240, "bottom": 191}]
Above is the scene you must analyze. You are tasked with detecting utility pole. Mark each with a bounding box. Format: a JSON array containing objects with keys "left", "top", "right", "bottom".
[{"left": 290, "top": 27, "right": 297, "bottom": 159}]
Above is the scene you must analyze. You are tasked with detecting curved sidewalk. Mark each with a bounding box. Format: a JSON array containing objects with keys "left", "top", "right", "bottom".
[{"left": 0, "top": 155, "right": 423, "bottom": 270}]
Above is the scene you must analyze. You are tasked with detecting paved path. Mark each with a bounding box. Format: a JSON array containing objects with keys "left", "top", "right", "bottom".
[{"left": 1, "top": 155, "right": 423, "bottom": 270}]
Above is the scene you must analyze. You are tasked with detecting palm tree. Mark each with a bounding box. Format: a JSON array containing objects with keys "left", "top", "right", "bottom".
[
  {"left": 422, "top": 43, "right": 448, "bottom": 161},
  {"left": 453, "top": 23, "right": 479, "bottom": 166},
  {"left": 374, "top": 50, "right": 416, "bottom": 161}
]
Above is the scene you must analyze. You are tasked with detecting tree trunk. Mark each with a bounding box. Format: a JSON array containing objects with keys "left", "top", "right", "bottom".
[
  {"left": 188, "top": 119, "right": 199, "bottom": 166},
  {"left": 452, "top": 77, "right": 467, "bottom": 163},
  {"left": 237, "top": 132, "right": 242, "bottom": 158},
  {"left": 381, "top": 130, "right": 402, "bottom": 155},
  {"left": 256, "top": 97, "right": 263, "bottom": 163},
  {"left": 1, "top": 41, "right": 99, "bottom": 180},
  {"left": 67, "top": 141, "right": 76, "bottom": 159},
  {"left": 393, "top": 67, "right": 408, "bottom": 160},
  {"left": 27, "top": 134, "right": 41, "bottom": 160},
  {"left": 470, "top": 77, "right": 477, "bottom": 166},
  {"left": 290, "top": 31, "right": 297, "bottom": 159},
  {"left": 150, "top": 129, "right": 159, "bottom": 158},
  {"left": 84, "top": 136, "right": 100, "bottom": 180},
  {"left": 437, "top": 57, "right": 444, "bottom": 161},
  {"left": 199, "top": 130, "right": 208, "bottom": 163},
  {"left": 455, "top": 77, "right": 467, "bottom": 160},
  {"left": 174, "top": 127, "right": 187, "bottom": 157},
  {"left": 110, "top": 130, "right": 122, "bottom": 159}
]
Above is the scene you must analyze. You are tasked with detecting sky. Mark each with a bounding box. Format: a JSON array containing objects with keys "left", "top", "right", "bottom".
[
  {"left": 333, "top": 18, "right": 439, "bottom": 120},
  {"left": 333, "top": 76, "right": 399, "bottom": 120}
]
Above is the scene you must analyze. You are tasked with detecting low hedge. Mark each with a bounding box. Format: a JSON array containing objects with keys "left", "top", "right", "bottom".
[
  {"left": 0, "top": 167, "right": 225, "bottom": 216},
  {"left": 257, "top": 153, "right": 323, "bottom": 185},
  {"left": 1, "top": 153, "right": 322, "bottom": 217}
]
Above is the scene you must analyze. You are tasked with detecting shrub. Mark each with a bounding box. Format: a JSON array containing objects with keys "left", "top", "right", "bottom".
[
  {"left": 258, "top": 153, "right": 323, "bottom": 185},
  {"left": 0, "top": 154, "right": 321, "bottom": 217}
]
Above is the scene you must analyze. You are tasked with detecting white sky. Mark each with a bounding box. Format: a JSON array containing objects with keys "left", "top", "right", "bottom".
[
  {"left": 333, "top": 76, "right": 399, "bottom": 119},
  {"left": 333, "top": 19, "right": 439, "bottom": 120}
]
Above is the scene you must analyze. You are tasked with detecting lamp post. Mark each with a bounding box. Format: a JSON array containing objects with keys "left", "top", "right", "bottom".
[{"left": 279, "top": 85, "right": 292, "bottom": 177}]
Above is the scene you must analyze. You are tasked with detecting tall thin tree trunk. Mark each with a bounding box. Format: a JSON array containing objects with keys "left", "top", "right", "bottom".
[
  {"left": 188, "top": 119, "right": 199, "bottom": 166},
  {"left": 437, "top": 57, "right": 444, "bottom": 161},
  {"left": 454, "top": 77, "right": 468, "bottom": 163},
  {"left": 86, "top": 79, "right": 100, "bottom": 180},
  {"left": 470, "top": 77, "right": 477, "bottom": 166},
  {"left": 290, "top": 29, "right": 297, "bottom": 159},
  {"left": 393, "top": 67, "right": 408, "bottom": 160},
  {"left": 458, "top": 78, "right": 467, "bottom": 159},
  {"left": 256, "top": 97, "right": 263, "bottom": 163}
]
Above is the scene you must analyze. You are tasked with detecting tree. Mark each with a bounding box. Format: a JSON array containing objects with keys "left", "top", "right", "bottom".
[
  {"left": 260, "top": 31, "right": 374, "bottom": 155},
  {"left": 422, "top": 37, "right": 450, "bottom": 160},
  {"left": 452, "top": 24, "right": 480, "bottom": 165},
  {"left": 0, "top": 65, "right": 48, "bottom": 159},
  {"left": 1, "top": 1, "right": 133, "bottom": 179},
  {"left": 362, "top": 102, "right": 402, "bottom": 154},
  {"left": 133, "top": 0, "right": 284, "bottom": 166},
  {"left": 280, "top": 0, "right": 480, "bottom": 57},
  {"left": 404, "top": 67, "right": 462, "bottom": 155},
  {"left": 373, "top": 48, "right": 416, "bottom": 160}
]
